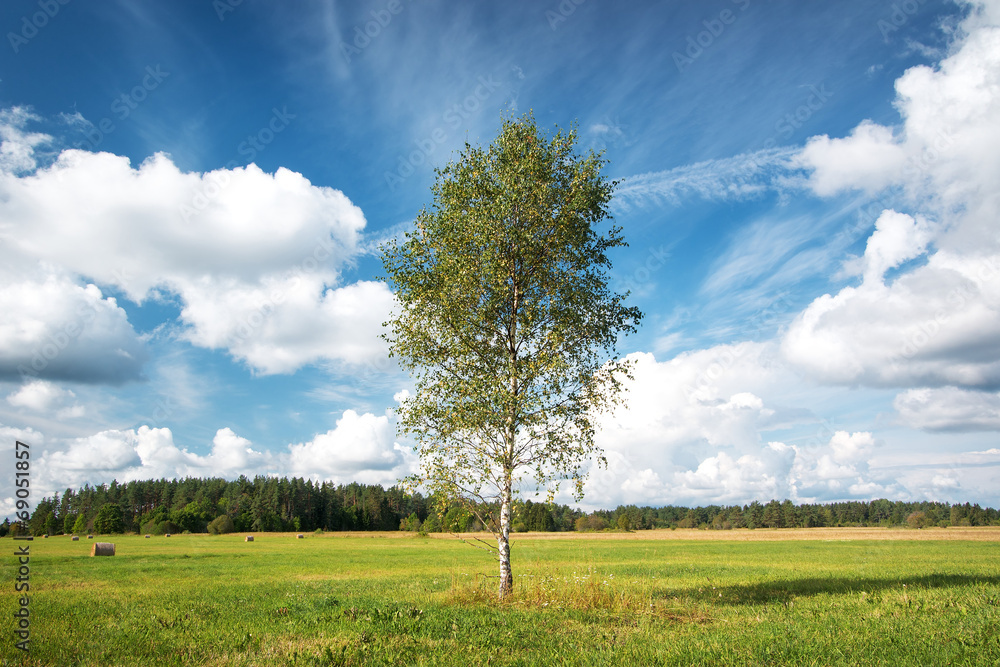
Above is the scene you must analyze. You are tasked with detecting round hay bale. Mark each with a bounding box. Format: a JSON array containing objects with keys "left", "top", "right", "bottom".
[
  {"left": 296, "top": 534, "right": 304, "bottom": 539},
  {"left": 245, "top": 535, "right": 254, "bottom": 542},
  {"left": 71, "top": 536, "right": 79, "bottom": 541},
  {"left": 91, "top": 542, "right": 115, "bottom": 557},
  {"left": 42, "top": 534, "right": 48, "bottom": 538},
  {"left": 144, "top": 534, "right": 151, "bottom": 538},
  {"left": 164, "top": 533, "right": 171, "bottom": 537}
]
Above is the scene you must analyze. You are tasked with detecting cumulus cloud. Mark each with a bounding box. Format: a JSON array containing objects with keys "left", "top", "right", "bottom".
[
  {"left": 0, "top": 274, "right": 147, "bottom": 384},
  {"left": 287, "top": 409, "right": 411, "bottom": 482},
  {"left": 666, "top": 430, "right": 907, "bottom": 506},
  {"left": 1, "top": 151, "right": 363, "bottom": 298},
  {"left": 894, "top": 386, "right": 1000, "bottom": 431},
  {"left": 5, "top": 380, "right": 85, "bottom": 419},
  {"left": 19, "top": 409, "right": 414, "bottom": 499},
  {"left": 594, "top": 419, "right": 900, "bottom": 507},
  {"left": 209, "top": 428, "right": 265, "bottom": 471},
  {"left": 796, "top": 121, "right": 907, "bottom": 196},
  {"left": 573, "top": 342, "right": 984, "bottom": 507},
  {"left": 36, "top": 424, "right": 279, "bottom": 490},
  {"left": 180, "top": 277, "right": 394, "bottom": 374},
  {"left": 782, "top": 251, "right": 1000, "bottom": 388},
  {"left": 583, "top": 347, "right": 804, "bottom": 507},
  {"left": 49, "top": 430, "right": 143, "bottom": 472},
  {"left": 0, "top": 124, "right": 392, "bottom": 376},
  {"left": 672, "top": 443, "right": 797, "bottom": 505},
  {"left": 592, "top": 346, "right": 786, "bottom": 466},
  {"left": 872, "top": 445, "right": 1000, "bottom": 503},
  {"left": 828, "top": 430, "right": 875, "bottom": 464},
  {"left": 785, "top": 5, "right": 1000, "bottom": 396},
  {"left": 859, "top": 210, "right": 932, "bottom": 284}
]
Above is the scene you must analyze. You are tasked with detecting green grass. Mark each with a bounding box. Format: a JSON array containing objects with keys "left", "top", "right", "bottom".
[{"left": 2, "top": 530, "right": 999, "bottom": 665}]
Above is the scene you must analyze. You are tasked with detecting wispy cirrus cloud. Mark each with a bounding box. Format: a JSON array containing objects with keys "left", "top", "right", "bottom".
[{"left": 612, "top": 146, "right": 802, "bottom": 212}]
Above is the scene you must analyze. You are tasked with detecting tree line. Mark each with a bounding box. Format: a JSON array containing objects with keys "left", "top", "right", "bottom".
[{"left": 2, "top": 476, "right": 998, "bottom": 537}]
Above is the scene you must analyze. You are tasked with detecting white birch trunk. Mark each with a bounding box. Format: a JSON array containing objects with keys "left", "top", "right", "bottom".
[
  {"left": 498, "top": 480, "right": 513, "bottom": 599},
  {"left": 498, "top": 282, "right": 518, "bottom": 600}
]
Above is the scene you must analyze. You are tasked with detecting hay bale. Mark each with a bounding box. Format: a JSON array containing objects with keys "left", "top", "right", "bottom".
[
  {"left": 144, "top": 534, "right": 151, "bottom": 538},
  {"left": 91, "top": 542, "right": 115, "bottom": 557},
  {"left": 296, "top": 534, "right": 304, "bottom": 539},
  {"left": 71, "top": 536, "right": 79, "bottom": 541},
  {"left": 245, "top": 535, "right": 254, "bottom": 542},
  {"left": 42, "top": 534, "right": 48, "bottom": 538},
  {"left": 164, "top": 533, "right": 171, "bottom": 537}
]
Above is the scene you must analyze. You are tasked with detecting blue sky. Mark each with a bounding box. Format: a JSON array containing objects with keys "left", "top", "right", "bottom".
[{"left": 1, "top": 0, "right": 999, "bottom": 515}]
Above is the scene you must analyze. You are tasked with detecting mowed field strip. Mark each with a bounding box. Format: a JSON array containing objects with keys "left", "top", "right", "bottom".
[{"left": 2, "top": 528, "right": 998, "bottom": 666}]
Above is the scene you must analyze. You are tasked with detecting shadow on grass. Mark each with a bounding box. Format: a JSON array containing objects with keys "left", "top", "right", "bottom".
[{"left": 662, "top": 573, "right": 1000, "bottom": 606}]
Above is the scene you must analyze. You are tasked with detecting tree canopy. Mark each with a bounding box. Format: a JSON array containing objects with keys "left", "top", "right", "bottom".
[
  {"left": 93, "top": 502, "right": 125, "bottom": 534},
  {"left": 8, "top": 477, "right": 997, "bottom": 541},
  {"left": 382, "top": 113, "right": 642, "bottom": 598}
]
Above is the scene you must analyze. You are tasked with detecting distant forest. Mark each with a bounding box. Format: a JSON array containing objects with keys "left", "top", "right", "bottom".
[{"left": 4, "top": 476, "right": 999, "bottom": 537}]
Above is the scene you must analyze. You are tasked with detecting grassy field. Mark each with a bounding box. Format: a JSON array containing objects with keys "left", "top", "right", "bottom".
[{"left": 1, "top": 528, "right": 998, "bottom": 666}]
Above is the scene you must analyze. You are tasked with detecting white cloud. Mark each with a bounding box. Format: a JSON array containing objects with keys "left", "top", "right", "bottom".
[
  {"left": 796, "top": 121, "right": 907, "bottom": 196},
  {"left": 866, "top": 443, "right": 1000, "bottom": 504},
  {"left": 0, "top": 132, "right": 389, "bottom": 376},
  {"left": 894, "top": 386, "right": 1000, "bottom": 431},
  {"left": 570, "top": 340, "right": 985, "bottom": 507},
  {"left": 208, "top": 427, "right": 264, "bottom": 471},
  {"left": 1, "top": 408, "right": 416, "bottom": 508},
  {"left": 581, "top": 346, "right": 806, "bottom": 507},
  {"left": 49, "top": 429, "right": 143, "bottom": 472},
  {"left": 0, "top": 274, "right": 147, "bottom": 384},
  {"left": 7, "top": 380, "right": 74, "bottom": 412},
  {"left": 287, "top": 409, "right": 406, "bottom": 480},
  {"left": 35, "top": 425, "right": 279, "bottom": 490},
  {"left": 1, "top": 151, "right": 363, "bottom": 299},
  {"left": 6, "top": 380, "right": 85, "bottom": 419},
  {"left": 132, "top": 426, "right": 278, "bottom": 479},
  {"left": 664, "top": 430, "right": 899, "bottom": 506},
  {"left": 784, "top": 6, "right": 1000, "bottom": 394},
  {"left": 700, "top": 214, "right": 822, "bottom": 297},
  {"left": 828, "top": 430, "right": 875, "bottom": 464},
  {"left": 0, "top": 424, "right": 44, "bottom": 448},
  {"left": 672, "top": 443, "right": 797, "bottom": 505},
  {"left": 179, "top": 276, "right": 394, "bottom": 374},
  {"left": 0, "top": 107, "right": 50, "bottom": 174},
  {"left": 859, "top": 210, "right": 932, "bottom": 284},
  {"left": 930, "top": 473, "right": 961, "bottom": 490},
  {"left": 613, "top": 146, "right": 800, "bottom": 211},
  {"left": 782, "top": 252, "right": 1000, "bottom": 388},
  {"left": 593, "top": 346, "right": 785, "bottom": 460}
]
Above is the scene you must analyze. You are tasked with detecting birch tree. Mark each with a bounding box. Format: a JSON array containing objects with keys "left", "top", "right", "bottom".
[{"left": 381, "top": 114, "right": 642, "bottom": 600}]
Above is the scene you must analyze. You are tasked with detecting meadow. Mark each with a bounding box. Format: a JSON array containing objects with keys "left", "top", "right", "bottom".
[{"left": 1, "top": 527, "right": 998, "bottom": 666}]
